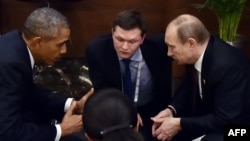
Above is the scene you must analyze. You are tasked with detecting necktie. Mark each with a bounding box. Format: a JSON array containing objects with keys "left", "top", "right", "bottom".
[
  {"left": 33, "top": 65, "right": 38, "bottom": 80},
  {"left": 122, "top": 59, "right": 134, "bottom": 101}
]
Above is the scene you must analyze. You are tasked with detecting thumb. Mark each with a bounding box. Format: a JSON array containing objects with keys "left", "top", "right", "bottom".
[
  {"left": 81, "top": 88, "right": 94, "bottom": 102},
  {"left": 77, "top": 88, "right": 94, "bottom": 107},
  {"left": 151, "top": 117, "right": 165, "bottom": 123}
]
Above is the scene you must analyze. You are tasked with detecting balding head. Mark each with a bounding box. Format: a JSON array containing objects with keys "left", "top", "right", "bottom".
[
  {"left": 166, "top": 14, "right": 210, "bottom": 45},
  {"left": 165, "top": 14, "right": 210, "bottom": 64}
]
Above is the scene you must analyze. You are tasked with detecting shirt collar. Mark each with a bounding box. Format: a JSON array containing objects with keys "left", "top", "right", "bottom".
[
  {"left": 194, "top": 49, "right": 205, "bottom": 73},
  {"left": 27, "top": 46, "right": 35, "bottom": 69}
]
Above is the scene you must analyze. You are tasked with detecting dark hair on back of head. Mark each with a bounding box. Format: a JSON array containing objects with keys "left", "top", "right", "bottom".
[
  {"left": 112, "top": 9, "right": 147, "bottom": 37},
  {"left": 83, "top": 88, "right": 143, "bottom": 141}
]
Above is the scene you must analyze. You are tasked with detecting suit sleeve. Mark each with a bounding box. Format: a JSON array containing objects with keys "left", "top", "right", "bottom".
[
  {"left": 0, "top": 63, "right": 66, "bottom": 141},
  {"left": 170, "top": 66, "right": 194, "bottom": 116}
]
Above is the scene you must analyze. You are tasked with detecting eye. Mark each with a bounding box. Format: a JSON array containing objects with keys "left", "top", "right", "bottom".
[
  {"left": 129, "top": 40, "right": 138, "bottom": 44},
  {"left": 56, "top": 40, "right": 68, "bottom": 48},
  {"left": 114, "top": 36, "right": 123, "bottom": 42},
  {"left": 57, "top": 43, "right": 65, "bottom": 47},
  {"left": 168, "top": 44, "right": 174, "bottom": 48}
]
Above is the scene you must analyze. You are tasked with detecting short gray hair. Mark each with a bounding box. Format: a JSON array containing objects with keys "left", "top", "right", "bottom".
[
  {"left": 170, "top": 14, "right": 210, "bottom": 44},
  {"left": 23, "top": 7, "right": 70, "bottom": 40}
]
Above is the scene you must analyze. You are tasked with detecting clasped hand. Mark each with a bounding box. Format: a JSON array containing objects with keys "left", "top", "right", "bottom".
[{"left": 151, "top": 108, "right": 181, "bottom": 141}]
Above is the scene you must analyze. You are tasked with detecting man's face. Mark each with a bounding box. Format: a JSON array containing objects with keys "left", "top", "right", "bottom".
[
  {"left": 112, "top": 26, "right": 145, "bottom": 59},
  {"left": 37, "top": 27, "right": 70, "bottom": 65},
  {"left": 165, "top": 26, "right": 194, "bottom": 64}
]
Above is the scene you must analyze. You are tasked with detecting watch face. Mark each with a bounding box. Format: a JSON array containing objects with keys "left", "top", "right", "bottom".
[{"left": 33, "top": 58, "right": 92, "bottom": 100}]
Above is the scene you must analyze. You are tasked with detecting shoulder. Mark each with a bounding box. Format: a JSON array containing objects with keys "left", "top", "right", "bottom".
[
  {"left": 87, "top": 34, "right": 113, "bottom": 48},
  {"left": 141, "top": 33, "right": 167, "bottom": 53},
  {"left": 86, "top": 34, "right": 116, "bottom": 58},
  {"left": 0, "top": 30, "right": 26, "bottom": 59}
]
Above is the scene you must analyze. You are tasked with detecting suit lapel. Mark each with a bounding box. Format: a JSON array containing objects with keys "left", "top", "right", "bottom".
[
  {"left": 200, "top": 36, "right": 215, "bottom": 99},
  {"left": 107, "top": 39, "right": 123, "bottom": 88}
]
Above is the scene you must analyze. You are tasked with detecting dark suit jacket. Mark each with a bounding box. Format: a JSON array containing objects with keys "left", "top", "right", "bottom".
[
  {"left": 0, "top": 30, "right": 67, "bottom": 141},
  {"left": 86, "top": 34, "right": 172, "bottom": 117},
  {"left": 171, "top": 36, "right": 250, "bottom": 138}
]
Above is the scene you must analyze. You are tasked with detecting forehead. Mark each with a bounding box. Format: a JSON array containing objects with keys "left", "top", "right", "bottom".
[
  {"left": 165, "top": 25, "right": 178, "bottom": 44},
  {"left": 113, "top": 26, "right": 142, "bottom": 40},
  {"left": 49, "top": 28, "right": 70, "bottom": 42}
]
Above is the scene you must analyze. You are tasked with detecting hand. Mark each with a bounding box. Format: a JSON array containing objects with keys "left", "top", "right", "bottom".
[
  {"left": 151, "top": 108, "right": 173, "bottom": 136},
  {"left": 134, "top": 113, "right": 143, "bottom": 132},
  {"left": 152, "top": 117, "right": 181, "bottom": 141},
  {"left": 138, "top": 113, "right": 143, "bottom": 126},
  {"left": 60, "top": 101, "right": 83, "bottom": 136},
  {"left": 74, "top": 88, "right": 94, "bottom": 114}
]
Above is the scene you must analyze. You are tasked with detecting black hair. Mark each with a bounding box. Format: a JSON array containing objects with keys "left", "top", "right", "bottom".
[
  {"left": 83, "top": 88, "right": 143, "bottom": 141},
  {"left": 112, "top": 9, "right": 147, "bottom": 37}
]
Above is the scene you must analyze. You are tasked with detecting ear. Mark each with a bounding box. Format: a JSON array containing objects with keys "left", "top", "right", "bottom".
[
  {"left": 111, "top": 27, "right": 115, "bottom": 34},
  {"left": 187, "top": 38, "right": 196, "bottom": 49},
  {"left": 30, "top": 36, "right": 42, "bottom": 49},
  {"left": 140, "top": 34, "right": 146, "bottom": 45}
]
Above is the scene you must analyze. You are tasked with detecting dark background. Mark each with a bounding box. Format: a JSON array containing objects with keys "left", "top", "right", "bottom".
[{"left": 1, "top": 0, "right": 250, "bottom": 79}]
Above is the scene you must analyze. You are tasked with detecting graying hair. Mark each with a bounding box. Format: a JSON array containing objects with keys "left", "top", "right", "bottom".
[
  {"left": 23, "top": 7, "right": 70, "bottom": 40},
  {"left": 171, "top": 14, "right": 210, "bottom": 44}
]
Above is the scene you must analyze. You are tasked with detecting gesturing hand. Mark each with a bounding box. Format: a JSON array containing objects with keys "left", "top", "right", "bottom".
[{"left": 60, "top": 101, "right": 83, "bottom": 136}]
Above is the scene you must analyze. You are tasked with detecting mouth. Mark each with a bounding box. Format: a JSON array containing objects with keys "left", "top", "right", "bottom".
[{"left": 118, "top": 54, "right": 131, "bottom": 59}]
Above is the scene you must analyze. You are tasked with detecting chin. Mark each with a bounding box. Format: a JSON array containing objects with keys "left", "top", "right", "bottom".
[
  {"left": 176, "top": 61, "right": 184, "bottom": 65},
  {"left": 120, "top": 55, "right": 131, "bottom": 59},
  {"left": 46, "top": 61, "right": 56, "bottom": 66}
]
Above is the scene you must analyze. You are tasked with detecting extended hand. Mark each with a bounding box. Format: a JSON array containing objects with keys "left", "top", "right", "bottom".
[{"left": 60, "top": 101, "right": 83, "bottom": 136}]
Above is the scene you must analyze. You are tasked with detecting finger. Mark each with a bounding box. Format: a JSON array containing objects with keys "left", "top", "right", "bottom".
[
  {"left": 154, "top": 124, "right": 163, "bottom": 137},
  {"left": 137, "top": 114, "right": 143, "bottom": 126},
  {"left": 139, "top": 119, "right": 143, "bottom": 126},
  {"left": 152, "top": 123, "right": 159, "bottom": 136},
  {"left": 157, "top": 133, "right": 164, "bottom": 141},
  {"left": 152, "top": 125, "right": 156, "bottom": 136},
  {"left": 84, "top": 88, "right": 94, "bottom": 99},
  {"left": 151, "top": 117, "right": 156, "bottom": 121}
]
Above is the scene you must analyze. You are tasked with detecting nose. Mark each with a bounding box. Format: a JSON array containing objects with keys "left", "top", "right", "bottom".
[
  {"left": 167, "top": 48, "right": 172, "bottom": 57},
  {"left": 60, "top": 45, "right": 67, "bottom": 54},
  {"left": 121, "top": 41, "right": 129, "bottom": 49}
]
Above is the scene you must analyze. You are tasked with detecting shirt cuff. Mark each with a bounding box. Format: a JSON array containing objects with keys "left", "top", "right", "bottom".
[
  {"left": 55, "top": 124, "right": 61, "bottom": 141},
  {"left": 167, "top": 105, "right": 177, "bottom": 116},
  {"left": 64, "top": 98, "right": 74, "bottom": 112}
]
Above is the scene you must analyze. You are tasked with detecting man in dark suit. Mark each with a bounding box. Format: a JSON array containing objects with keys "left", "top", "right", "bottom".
[
  {"left": 86, "top": 9, "right": 172, "bottom": 141},
  {"left": 0, "top": 7, "right": 93, "bottom": 141},
  {"left": 151, "top": 14, "right": 250, "bottom": 141}
]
